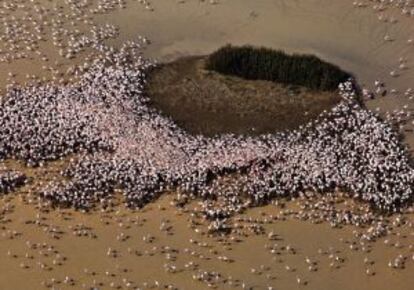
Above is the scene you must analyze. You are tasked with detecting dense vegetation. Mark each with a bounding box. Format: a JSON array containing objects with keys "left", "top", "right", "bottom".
[{"left": 205, "top": 45, "right": 352, "bottom": 91}]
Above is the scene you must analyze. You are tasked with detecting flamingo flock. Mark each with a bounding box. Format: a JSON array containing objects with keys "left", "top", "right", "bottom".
[
  {"left": 0, "top": 38, "right": 410, "bottom": 221},
  {"left": 0, "top": 167, "right": 26, "bottom": 194}
]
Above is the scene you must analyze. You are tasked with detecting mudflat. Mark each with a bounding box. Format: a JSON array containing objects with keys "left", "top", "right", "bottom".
[{"left": 146, "top": 56, "right": 341, "bottom": 136}]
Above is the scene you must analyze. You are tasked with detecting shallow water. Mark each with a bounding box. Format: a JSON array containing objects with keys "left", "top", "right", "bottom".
[
  {"left": 0, "top": 193, "right": 413, "bottom": 290},
  {"left": 0, "top": 1, "right": 413, "bottom": 289}
]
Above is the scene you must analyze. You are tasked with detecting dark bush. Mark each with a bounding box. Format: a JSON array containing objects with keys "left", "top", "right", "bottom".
[{"left": 205, "top": 45, "right": 351, "bottom": 91}]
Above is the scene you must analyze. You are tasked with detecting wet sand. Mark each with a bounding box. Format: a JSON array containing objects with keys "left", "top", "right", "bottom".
[{"left": 0, "top": 0, "right": 413, "bottom": 289}]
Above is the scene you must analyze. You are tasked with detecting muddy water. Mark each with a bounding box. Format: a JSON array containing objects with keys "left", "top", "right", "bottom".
[
  {"left": 0, "top": 193, "right": 413, "bottom": 290},
  {"left": 1, "top": 161, "right": 413, "bottom": 290},
  {"left": 0, "top": 1, "right": 413, "bottom": 289},
  {"left": 2, "top": 0, "right": 413, "bottom": 97},
  {"left": 97, "top": 0, "right": 414, "bottom": 93}
]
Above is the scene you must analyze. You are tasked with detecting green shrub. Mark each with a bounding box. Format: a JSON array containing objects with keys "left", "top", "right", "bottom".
[{"left": 205, "top": 45, "right": 351, "bottom": 91}]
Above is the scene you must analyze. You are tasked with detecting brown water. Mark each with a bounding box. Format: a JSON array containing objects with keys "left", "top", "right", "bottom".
[
  {"left": 0, "top": 1, "right": 413, "bottom": 289},
  {"left": 0, "top": 192, "right": 413, "bottom": 290}
]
